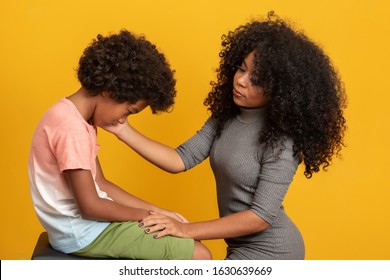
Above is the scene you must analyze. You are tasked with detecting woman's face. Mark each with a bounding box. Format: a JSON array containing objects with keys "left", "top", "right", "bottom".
[{"left": 233, "top": 51, "right": 267, "bottom": 108}]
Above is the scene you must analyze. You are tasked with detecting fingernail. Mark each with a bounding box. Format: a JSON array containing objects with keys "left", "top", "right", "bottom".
[
  {"left": 145, "top": 229, "right": 150, "bottom": 233},
  {"left": 138, "top": 223, "right": 144, "bottom": 227},
  {"left": 153, "top": 234, "right": 158, "bottom": 239}
]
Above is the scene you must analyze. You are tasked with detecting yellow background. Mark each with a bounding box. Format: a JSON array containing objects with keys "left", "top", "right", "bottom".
[{"left": 1, "top": 0, "right": 389, "bottom": 260}]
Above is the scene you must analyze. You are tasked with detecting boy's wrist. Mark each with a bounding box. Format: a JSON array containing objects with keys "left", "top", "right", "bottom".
[{"left": 148, "top": 206, "right": 162, "bottom": 214}]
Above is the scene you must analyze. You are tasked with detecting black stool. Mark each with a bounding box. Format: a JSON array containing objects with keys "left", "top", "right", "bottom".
[{"left": 31, "top": 232, "right": 92, "bottom": 260}]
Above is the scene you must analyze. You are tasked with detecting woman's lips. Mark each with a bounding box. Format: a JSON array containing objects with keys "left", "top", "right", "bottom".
[{"left": 233, "top": 88, "right": 244, "bottom": 97}]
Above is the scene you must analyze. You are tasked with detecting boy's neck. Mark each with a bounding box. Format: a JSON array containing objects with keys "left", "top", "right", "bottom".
[{"left": 66, "top": 88, "right": 98, "bottom": 122}]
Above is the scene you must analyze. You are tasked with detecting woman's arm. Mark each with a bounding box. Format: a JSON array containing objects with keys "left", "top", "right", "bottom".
[
  {"left": 102, "top": 121, "right": 185, "bottom": 173},
  {"left": 140, "top": 138, "right": 298, "bottom": 240},
  {"left": 139, "top": 210, "right": 270, "bottom": 240},
  {"left": 103, "top": 117, "right": 217, "bottom": 173}
]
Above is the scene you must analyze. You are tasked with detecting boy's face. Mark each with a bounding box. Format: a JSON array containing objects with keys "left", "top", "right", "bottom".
[{"left": 92, "top": 94, "right": 149, "bottom": 127}]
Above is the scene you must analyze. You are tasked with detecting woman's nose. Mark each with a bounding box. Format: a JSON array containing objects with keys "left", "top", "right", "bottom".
[{"left": 236, "top": 73, "right": 248, "bottom": 87}]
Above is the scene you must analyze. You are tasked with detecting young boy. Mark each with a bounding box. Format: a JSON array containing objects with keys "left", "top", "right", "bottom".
[{"left": 28, "top": 30, "right": 211, "bottom": 260}]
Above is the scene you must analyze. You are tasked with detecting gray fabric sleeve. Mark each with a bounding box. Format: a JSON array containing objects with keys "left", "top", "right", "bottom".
[
  {"left": 251, "top": 139, "right": 299, "bottom": 224},
  {"left": 175, "top": 118, "right": 217, "bottom": 170}
]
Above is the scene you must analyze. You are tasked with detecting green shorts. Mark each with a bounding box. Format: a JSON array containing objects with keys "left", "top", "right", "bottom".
[{"left": 73, "top": 221, "right": 194, "bottom": 260}]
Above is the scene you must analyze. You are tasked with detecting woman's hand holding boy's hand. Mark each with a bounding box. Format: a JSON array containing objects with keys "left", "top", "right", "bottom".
[{"left": 139, "top": 213, "right": 189, "bottom": 239}]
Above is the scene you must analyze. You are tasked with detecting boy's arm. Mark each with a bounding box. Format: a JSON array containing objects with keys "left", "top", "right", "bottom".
[
  {"left": 95, "top": 158, "right": 187, "bottom": 222},
  {"left": 102, "top": 121, "right": 185, "bottom": 173},
  {"left": 66, "top": 167, "right": 149, "bottom": 221},
  {"left": 65, "top": 158, "right": 184, "bottom": 222},
  {"left": 94, "top": 158, "right": 162, "bottom": 212}
]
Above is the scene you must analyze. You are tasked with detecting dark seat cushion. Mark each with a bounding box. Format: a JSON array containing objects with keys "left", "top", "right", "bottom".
[{"left": 31, "top": 232, "right": 93, "bottom": 260}]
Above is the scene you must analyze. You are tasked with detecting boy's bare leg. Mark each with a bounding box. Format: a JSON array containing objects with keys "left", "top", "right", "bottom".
[{"left": 191, "top": 241, "right": 212, "bottom": 260}]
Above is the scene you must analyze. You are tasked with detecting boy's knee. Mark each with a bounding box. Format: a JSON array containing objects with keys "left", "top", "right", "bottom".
[{"left": 192, "top": 241, "right": 212, "bottom": 260}]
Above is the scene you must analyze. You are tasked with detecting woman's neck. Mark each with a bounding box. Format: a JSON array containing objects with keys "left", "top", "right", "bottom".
[{"left": 236, "top": 106, "right": 266, "bottom": 124}]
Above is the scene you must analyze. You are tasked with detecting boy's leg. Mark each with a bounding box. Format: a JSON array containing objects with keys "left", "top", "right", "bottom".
[
  {"left": 73, "top": 222, "right": 195, "bottom": 260},
  {"left": 192, "top": 241, "right": 212, "bottom": 260}
]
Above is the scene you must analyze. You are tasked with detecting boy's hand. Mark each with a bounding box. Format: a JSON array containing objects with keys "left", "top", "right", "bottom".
[{"left": 150, "top": 209, "right": 189, "bottom": 223}]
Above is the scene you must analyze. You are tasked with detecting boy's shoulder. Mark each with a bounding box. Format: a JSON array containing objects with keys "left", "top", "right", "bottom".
[
  {"left": 46, "top": 98, "right": 74, "bottom": 115},
  {"left": 39, "top": 98, "right": 87, "bottom": 131}
]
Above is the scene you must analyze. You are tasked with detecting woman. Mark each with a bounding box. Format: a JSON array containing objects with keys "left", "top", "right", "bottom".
[{"left": 105, "top": 13, "right": 347, "bottom": 259}]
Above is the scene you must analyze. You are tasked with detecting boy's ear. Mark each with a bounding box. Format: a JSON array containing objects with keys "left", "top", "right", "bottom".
[{"left": 101, "top": 91, "right": 110, "bottom": 98}]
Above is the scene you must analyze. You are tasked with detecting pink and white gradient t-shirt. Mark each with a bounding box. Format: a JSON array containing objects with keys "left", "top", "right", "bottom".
[{"left": 28, "top": 98, "right": 110, "bottom": 253}]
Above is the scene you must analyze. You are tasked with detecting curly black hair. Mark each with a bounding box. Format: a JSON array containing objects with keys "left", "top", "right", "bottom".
[
  {"left": 205, "top": 12, "right": 347, "bottom": 178},
  {"left": 77, "top": 30, "right": 176, "bottom": 113}
]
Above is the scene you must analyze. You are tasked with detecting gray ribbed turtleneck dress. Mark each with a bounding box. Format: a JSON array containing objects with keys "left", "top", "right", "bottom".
[{"left": 176, "top": 107, "right": 305, "bottom": 259}]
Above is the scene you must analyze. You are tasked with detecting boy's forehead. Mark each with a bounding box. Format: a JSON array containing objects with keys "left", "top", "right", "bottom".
[{"left": 128, "top": 99, "right": 149, "bottom": 112}]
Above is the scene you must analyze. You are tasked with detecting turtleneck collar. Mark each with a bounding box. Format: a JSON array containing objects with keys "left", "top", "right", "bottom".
[{"left": 236, "top": 106, "right": 267, "bottom": 124}]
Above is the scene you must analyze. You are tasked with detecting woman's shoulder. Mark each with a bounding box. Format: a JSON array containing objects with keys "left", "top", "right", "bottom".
[{"left": 261, "top": 136, "right": 298, "bottom": 163}]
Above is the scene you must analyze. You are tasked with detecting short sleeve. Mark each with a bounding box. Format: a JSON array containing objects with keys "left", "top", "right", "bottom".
[
  {"left": 176, "top": 118, "right": 217, "bottom": 170},
  {"left": 250, "top": 138, "right": 299, "bottom": 224},
  {"left": 47, "top": 117, "right": 96, "bottom": 173}
]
